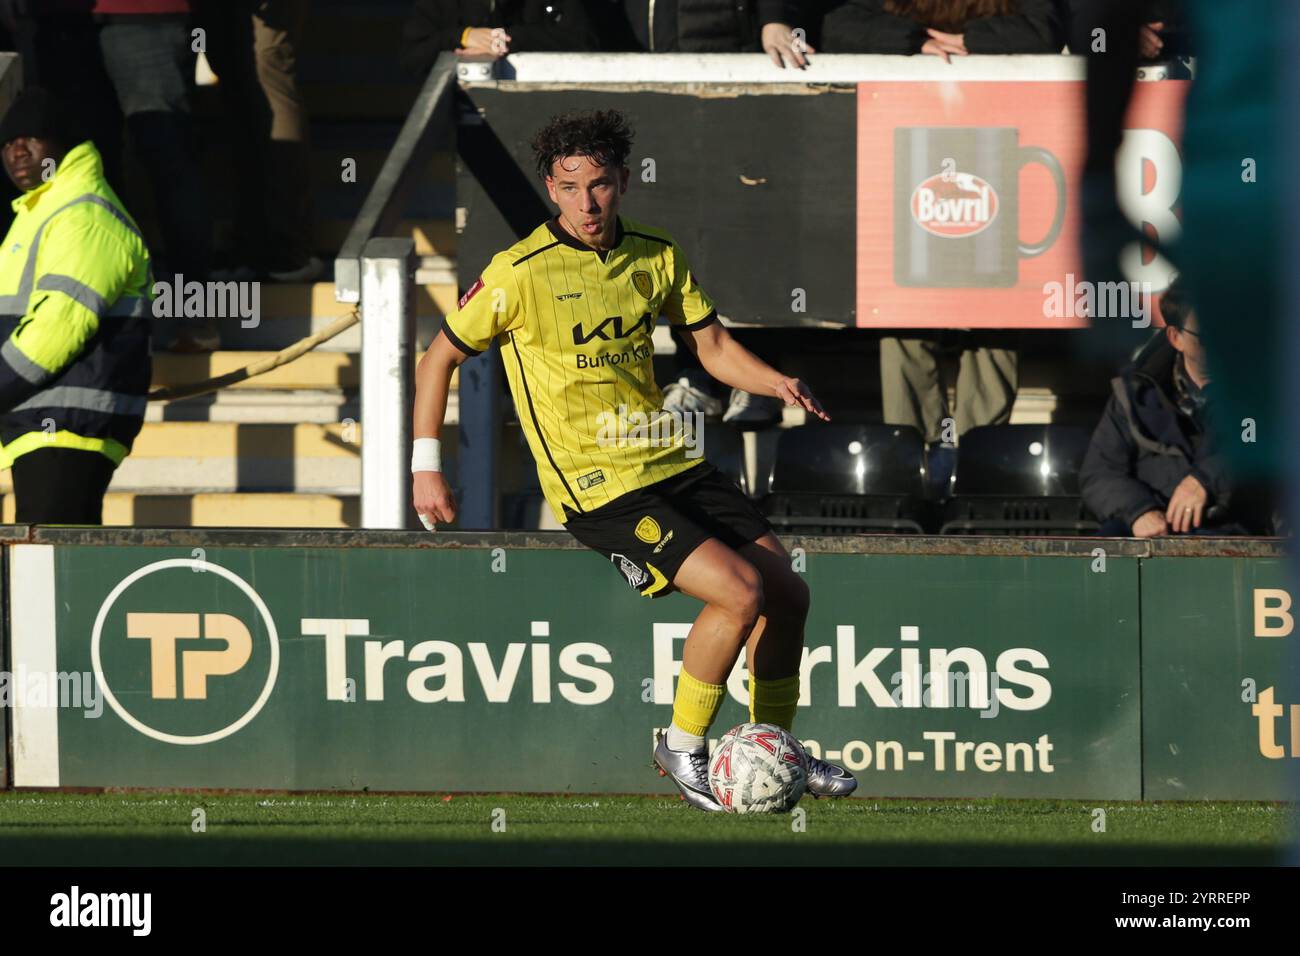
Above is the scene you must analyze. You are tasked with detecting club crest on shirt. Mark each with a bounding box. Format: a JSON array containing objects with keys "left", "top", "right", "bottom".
[
  {"left": 612, "top": 553, "right": 649, "bottom": 589},
  {"left": 634, "top": 515, "right": 661, "bottom": 544},
  {"left": 458, "top": 277, "right": 485, "bottom": 309},
  {"left": 631, "top": 270, "right": 653, "bottom": 299}
]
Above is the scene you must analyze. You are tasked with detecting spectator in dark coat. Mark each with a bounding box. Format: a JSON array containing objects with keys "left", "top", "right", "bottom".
[
  {"left": 608, "top": 0, "right": 812, "bottom": 67},
  {"left": 1066, "top": 0, "right": 1192, "bottom": 58},
  {"left": 400, "top": 0, "right": 597, "bottom": 75},
  {"left": 1080, "top": 278, "right": 1266, "bottom": 536},
  {"left": 821, "top": 0, "right": 1063, "bottom": 56}
]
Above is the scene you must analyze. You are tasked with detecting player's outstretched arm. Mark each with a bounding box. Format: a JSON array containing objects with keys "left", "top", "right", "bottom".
[
  {"left": 681, "top": 320, "right": 830, "bottom": 422},
  {"left": 411, "top": 330, "right": 470, "bottom": 528}
]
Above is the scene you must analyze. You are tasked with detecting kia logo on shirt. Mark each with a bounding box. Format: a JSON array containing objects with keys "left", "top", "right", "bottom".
[{"left": 571, "top": 312, "right": 653, "bottom": 345}]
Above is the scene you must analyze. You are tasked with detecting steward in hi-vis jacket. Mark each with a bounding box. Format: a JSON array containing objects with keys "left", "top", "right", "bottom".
[{"left": 0, "top": 88, "right": 152, "bottom": 524}]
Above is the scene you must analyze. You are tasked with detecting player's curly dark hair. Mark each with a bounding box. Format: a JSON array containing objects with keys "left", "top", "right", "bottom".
[{"left": 530, "top": 110, "right": 634, "bottom": 181}]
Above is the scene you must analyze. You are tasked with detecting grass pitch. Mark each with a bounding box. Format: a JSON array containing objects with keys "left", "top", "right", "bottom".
[{"left": 0, "top": 791, "right": 1292, "bottom": 866}]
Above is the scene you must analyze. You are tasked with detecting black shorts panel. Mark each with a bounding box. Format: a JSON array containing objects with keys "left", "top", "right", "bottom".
[{"left": 563, "top": 462, "right": 773, "bottom": 597}]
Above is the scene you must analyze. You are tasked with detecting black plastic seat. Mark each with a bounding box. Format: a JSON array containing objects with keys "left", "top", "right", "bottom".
[
  {"left": 761, "top": 424, "right": 930, "bottom": 534},
  {"left": 940, "top": 424, "right": 1099, "bottom": 535}
]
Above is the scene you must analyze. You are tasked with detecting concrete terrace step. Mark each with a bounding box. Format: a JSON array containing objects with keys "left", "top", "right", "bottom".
[
  {"left": 0, "top": 492, "right": 359, "bottom": 528},
  {"left": 152, "top": 351, "right": 360, "bottom": 391},
  {"left": 0, "top": 414, "right": 538, "bottom": 499},
  {"left": 317, "top": 219, "right": 458, "bottom": 258},
  {"left": 146, "top": 390, "right": 357, "bottom": 424},
  {"left": 127, "top": 422, "right": 357, "bottom": 458},
  {"left": 144, "top": 389, "right": 460, "bottom": 425},
  {"left": 155, "top": 274, "right": 456, "bottom": 321},
  {"left": 149, "top": 273, "right": 457, "bottom": 352},
  {"left": 0, "top": 423, "right": 361, "bottom": 495},
  {"left": 149, "top": 353, "right": 459, "bottom": 394}
]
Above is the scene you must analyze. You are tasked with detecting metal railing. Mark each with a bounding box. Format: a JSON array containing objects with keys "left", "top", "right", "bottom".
[
  {"left": 334, "top": 52, "right": 458, "bottom": 305},
  {"left": 335, "top": 54, "right": 458, "bottom": 530}
]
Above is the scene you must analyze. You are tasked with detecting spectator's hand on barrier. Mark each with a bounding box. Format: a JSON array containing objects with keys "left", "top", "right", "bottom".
[
  {"left": 1131, "top": 510, "right": 1169, "bottom": 538},
  {"left": 775, "top": 377, "right": 830, "bottom": 422},
  {"left": 761, "top": 23, "right": 814, "bottom": 70},
  {"left": 1140, "top": 22, "right": 1165, "bottom": 60},
  {"left": 1165, "top": 474, "right": 1208, "bottom": 533},
  {"left": 922, "top": 29, "right": 968, "bottom": 63},
  {"left": 458, "top": 27, "right": 511, "bottom": 57},
  {"left": 413, "top": 470, "right": 457, "bottom": 531}
]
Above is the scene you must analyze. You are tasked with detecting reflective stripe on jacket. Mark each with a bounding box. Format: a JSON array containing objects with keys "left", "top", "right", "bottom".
[{"left": 0, "top": 140, "right": 152, "bottom": 468}]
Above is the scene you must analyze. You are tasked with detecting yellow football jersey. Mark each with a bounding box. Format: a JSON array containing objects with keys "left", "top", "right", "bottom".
[{"left": 442, "top": 215, "right": 717, "bottom": 523}]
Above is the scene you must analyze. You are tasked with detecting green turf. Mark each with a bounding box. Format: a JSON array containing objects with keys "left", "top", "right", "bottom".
[{"left": 0, "top": 791, "right": 1293, "bottom": 865}]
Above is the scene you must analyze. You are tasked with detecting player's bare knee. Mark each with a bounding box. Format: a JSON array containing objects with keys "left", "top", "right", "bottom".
[{"left": 727, "top": 563, "right": 764, "bottom": 626}]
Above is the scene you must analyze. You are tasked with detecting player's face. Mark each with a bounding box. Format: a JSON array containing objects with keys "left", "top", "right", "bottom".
[{"left": 545, "top": 154, "right": 629, "bottom": 249}]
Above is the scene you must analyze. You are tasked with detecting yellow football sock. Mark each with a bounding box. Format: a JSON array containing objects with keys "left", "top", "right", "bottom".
[
  {"left": 671, "top": 669, "right": 726, "bottom": 737},
  {"left": 750, "top": 674, "right": 800, "bottom": 730}
]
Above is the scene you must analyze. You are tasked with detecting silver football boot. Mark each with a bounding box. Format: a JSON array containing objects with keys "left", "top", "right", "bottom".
[
  {"left": 802, "top": 749, "right": 858, "bottom": 798},
  {"left": 653, "top": 730, "right": 724, "bottom": 812}
]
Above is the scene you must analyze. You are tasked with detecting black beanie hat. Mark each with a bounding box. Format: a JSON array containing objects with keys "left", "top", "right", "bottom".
[{"left": 0, "top": 87, "right": 84, "bottom": 149}]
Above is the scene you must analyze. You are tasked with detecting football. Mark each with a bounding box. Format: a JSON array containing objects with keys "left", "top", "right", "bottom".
[{"left": 708, "top": 723, "right": 808, "bottom": 814}]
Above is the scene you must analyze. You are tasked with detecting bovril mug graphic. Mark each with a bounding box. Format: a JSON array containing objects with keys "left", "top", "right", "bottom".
[{"left": 894, "top": 126, "right": 1067, "bottom": 288}]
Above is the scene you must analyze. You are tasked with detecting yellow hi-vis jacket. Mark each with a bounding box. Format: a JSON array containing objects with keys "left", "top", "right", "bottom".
[{"left": 0, "top": 139, "right": 151, "bottom": 469}]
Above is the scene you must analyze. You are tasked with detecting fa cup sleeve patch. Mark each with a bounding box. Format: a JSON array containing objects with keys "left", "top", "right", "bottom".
[{"left": 458, "top": 277, "right": 485, "bottom": 310}]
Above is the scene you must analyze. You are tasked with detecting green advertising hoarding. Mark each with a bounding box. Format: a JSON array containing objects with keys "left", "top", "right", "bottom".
[
  {"left": 6, "top": 531, "right": 1144, "bottom": 799},
  {"left": 1142, "top": 555, "right": 1300, "bottom": 800}
]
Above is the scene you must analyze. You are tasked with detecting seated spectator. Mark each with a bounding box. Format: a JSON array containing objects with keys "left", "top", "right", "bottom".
[
  {"left": 821, "top": 0, "right": 1063, "bottom": 56},
  {"left": 609, "top": 0, "right": 812, "bottom": 68},
  {"left": 400, "top": 0, "right": 598, "bottom": 75},
  {"left": 1080, "top": 277, "right": 1268, "bottom": 537},
  {"left": 881, "top": 331, "right": 1018, "bottom": 497}
]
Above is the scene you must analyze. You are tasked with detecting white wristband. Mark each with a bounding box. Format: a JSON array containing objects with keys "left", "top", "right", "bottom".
[{"left": 411, "top": 437, "right": 442, "bottom": 473}]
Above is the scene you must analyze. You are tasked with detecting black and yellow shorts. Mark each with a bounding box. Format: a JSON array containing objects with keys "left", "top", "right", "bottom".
[{"left": 563, "top": 461, "right": 773, "bottom": 597}]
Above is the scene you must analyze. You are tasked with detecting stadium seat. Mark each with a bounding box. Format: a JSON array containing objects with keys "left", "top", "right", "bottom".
[
  {"left": 939, "top": 424, "right": 1099, "bottom": 535},
  {"left": 760, "top": 424, "right": 929, "bottom": 534}
]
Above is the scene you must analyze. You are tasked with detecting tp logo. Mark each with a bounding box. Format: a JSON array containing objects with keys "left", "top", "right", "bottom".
[
  {"left": 92, "top": 558, "right": 279, "bottom": 745},
  {"left": 127, "top": 612, "right": 251, "bottom": 699}
]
